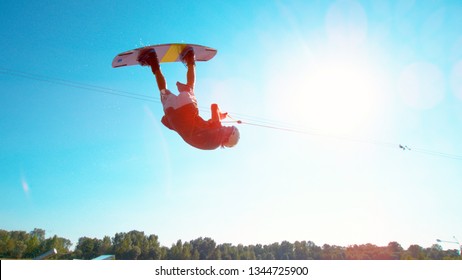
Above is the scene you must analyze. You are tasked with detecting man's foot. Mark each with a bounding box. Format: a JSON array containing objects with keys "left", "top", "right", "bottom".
[
  {"left": 138, "top": 48, "right": 160, "bottom": 72},
  {"left": 180, "top": 46, "right": 195, "bottom": 66}
]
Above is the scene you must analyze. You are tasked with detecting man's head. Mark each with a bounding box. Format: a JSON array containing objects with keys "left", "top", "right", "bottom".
[{"left": 222, "top": 126, "right": 240, "bottom": 148}]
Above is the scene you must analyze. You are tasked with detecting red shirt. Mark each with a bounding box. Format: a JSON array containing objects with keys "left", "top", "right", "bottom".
[{"left": 161, "top": 103, "right": 230, "bottom": 150}]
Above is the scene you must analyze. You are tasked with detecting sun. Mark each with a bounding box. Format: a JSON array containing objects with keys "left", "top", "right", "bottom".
[
  {"left": 305, "top": 53, "right": 382, "bottom": 134},
  {"left": 264, "top": 36, "right": 387, "bottom": 137}
]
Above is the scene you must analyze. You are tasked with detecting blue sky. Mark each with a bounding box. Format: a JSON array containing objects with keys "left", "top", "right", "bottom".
[{"left": 1, "top": 0, "right": 462, "bottom": 251}]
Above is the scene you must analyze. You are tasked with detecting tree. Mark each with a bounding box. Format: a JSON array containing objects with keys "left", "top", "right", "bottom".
[
  {"left": 321, "top": 244, "right": 346, "bottom": 260},
  {"left": 277, "top": 241, "right": 294, "bottom": 260},
  {"left": 217, "top": 243, "right": 234, "bottom": 260},
  {"left": 41, "top": 235, "right": 72, "bottom": 259},
  {"left": 112, "top": 232, "right": 132, "bottom": 259},
  {"left": 111, "top": 230, "right": 162, "bottom": 260},
  {"left": 99, "top": 236, "right": 113, "bottom": 255},
  {"left": 403, "top": 244, "right": 426, "bottom": 260},
  {"left": 2, "top": 228, "right": 461, "bottom": 260},
  {"left": 294, "top": 241, "right": 322, "bottom": 260},
  {"left": 441, "top": 249, "right": 460, "bottom": 260},
  {"left": 23, "top": 228, "right": 47, "bottom": 258},
  {"left": 159, "top": 246, "right": 169, "bottom": 260},
  {"left": 236, "top": 244, "right": 256, "bottom": 260},
  {"left": 306, "top": 241, "right": 322, "bottom": 260},
  {"left": 30, "top": 228, "right": 46, "bottom": 242},
  {"left": 8, "top": 231, "right": 29, "bottom": 259},
  {"left": 75, "top": 237, "right": 101, "bottom": 259},
  {"left": 23, "top": 234, "right": 42, "bottom": 259},
  {"left": 209, "top": 245, "right": 222, "bottom": 260},
  {"left": 143, "top": 234, "right": 162, "bottom": 260},
  {"left": 264, "top": 242, "right": 279, "bottom": 260},
  {"left": 346, "top": 244, "right": 384, "bottom": 260},
  {"left": 294, "top": 241, "right": 308, "bottom": 259},
  {"left": 11, "top": 240, "right": 27, "bottom": 259},
  {"left": 127, "top": 246, "right": 141, "bottom": 260},
  {"left": 190, "top": 237, "right": 216, "bottom": 260},
  {"left": 0, "top": 230, "right": 9, "bottom": 258},
  {"left": 425, "top": 244, "right": 444, "bottom": 260},
  {"left": 253, "top": 244, "right": 265, "bottom": 260},
  {"left": 387, "top": 242, "right": 403, "bottom": 260},
  {"left": 168, "top": 240, "right": 184, "bottom": 260}
]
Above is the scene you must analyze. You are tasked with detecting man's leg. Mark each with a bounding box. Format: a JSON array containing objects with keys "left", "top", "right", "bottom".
[
  {"left": 186, "top": 63, "right": 195, "bottom": 90},
  {"left": 153, "top": 67, "right": 167, "bottom": 92},
  {"left": 138, "top": 48, "right": 166, "bottom": 91},
  {"left": 180, "top": 47, "right": 196, "bottom": 90}
]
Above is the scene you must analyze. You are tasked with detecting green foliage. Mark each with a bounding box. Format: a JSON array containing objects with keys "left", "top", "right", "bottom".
[
  {"left": 111, "top": 230, "right": 162, "bottom": 260},
  {"left": 321, "top": 244, "right": 346, "bottom": 260},
  {"left": 0, "top": 229, "right": 71, "bottom": 259},
  {"left": 0, "top": 228, "right": 460, "bottom": 260}
]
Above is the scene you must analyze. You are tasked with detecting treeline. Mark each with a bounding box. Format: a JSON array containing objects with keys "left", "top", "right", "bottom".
[{"left": 1, "top": 229, "right": 460, "bottom": 260}]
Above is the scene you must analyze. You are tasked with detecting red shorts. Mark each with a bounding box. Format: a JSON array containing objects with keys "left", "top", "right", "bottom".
[{"left": 160, "top": 82, "right": 197, "bottom": 112}]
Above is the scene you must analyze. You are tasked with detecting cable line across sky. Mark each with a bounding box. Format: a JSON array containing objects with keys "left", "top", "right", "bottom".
[{"left": 1, "top": 67, "right": 461, "bottom": 161}]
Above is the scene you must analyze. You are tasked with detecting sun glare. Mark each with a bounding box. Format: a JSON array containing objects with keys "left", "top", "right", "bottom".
[
  {"left": 299, "top": 52, "right": 384, "bottom": 135},
  {"left": 264, "top": 1, "right": 386, "bottom": 136},
  {"left": 266, "top": 48, "right": 386, "bottom": 136}
]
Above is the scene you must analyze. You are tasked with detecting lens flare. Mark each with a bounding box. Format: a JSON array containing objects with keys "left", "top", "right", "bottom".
[
  {"left": 451, "top": 60, "right": 462, "bottom": 100},
  {"left": 326, "top": 0, "right": 368, "bottom": 47},
  {"left": 21, "top": 175, "right": 30, "bottom": 195},
  {"left": 398, "top": 62, "right": 445, "bottom": 109}
]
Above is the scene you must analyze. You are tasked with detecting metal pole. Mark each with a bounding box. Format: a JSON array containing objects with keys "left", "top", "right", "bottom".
[
  {"left": 33, "top": 248, "right": 57, "bottom": 260},
  {"left": 436, "top": 236, "right": 461, "bottom": 255}
]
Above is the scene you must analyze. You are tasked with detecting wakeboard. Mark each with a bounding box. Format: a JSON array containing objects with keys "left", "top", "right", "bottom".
[{"left": 112, "top": 43, "right": 217, "bottom": 68}]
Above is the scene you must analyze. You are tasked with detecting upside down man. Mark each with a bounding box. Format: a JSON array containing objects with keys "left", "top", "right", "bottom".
[{"left": 137, "top": 47, "right": 240, "bottom": 150}]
